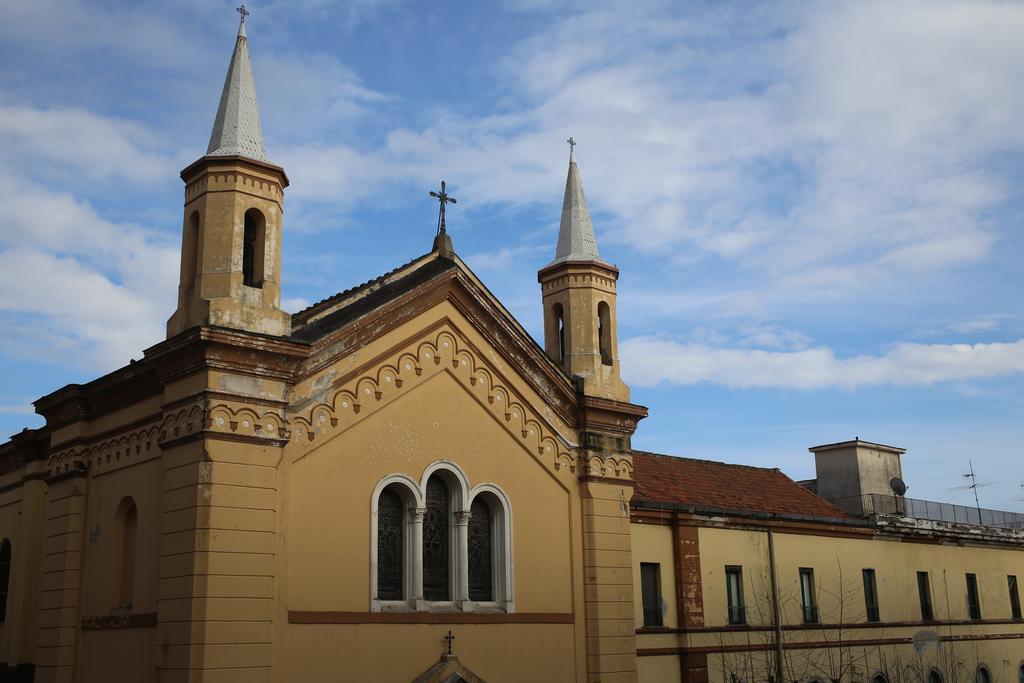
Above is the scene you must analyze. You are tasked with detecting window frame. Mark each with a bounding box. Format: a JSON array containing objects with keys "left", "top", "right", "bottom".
[
  {"left": 725, "top": 565, "right": 746, "bottom": 625},
  {"left": 966, "top": 573, "right": 982, "bottom": 620},
  {"left": 640, "top": 562, "right": 663, "bottom": 628},
  {"left": 799, "top": 567, "right": 818, "bottom": 624},
  {"left": 370, "top": 463, "right": 513, "bottom": 614},
  {"left": 862, "top": 568, "right": 880, "bottom": 623},
  {"left": 1009, "top": 574, "right": 1021, "bottom": 621},
  {"left": 917, "top": 571, "right": 935, "bottom": 622}
]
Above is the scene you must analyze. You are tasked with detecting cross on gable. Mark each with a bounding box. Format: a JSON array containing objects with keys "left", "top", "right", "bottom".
[
  {"left": 444, "top": 629, "right": 455, "bottom": 655},
  {"left": 429, "top": 180, "right": 457, "bottom": 236}
]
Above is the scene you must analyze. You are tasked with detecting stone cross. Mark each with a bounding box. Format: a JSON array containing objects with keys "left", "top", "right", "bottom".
[
  {"left": 444, "top": 629, "right": 455, "bottom": 655},
  {"left": 567, "top": 136, "right": 576, "bottom": 161},
  {"left": 236, "top": 4, "right": 250, "bottom": 23}
]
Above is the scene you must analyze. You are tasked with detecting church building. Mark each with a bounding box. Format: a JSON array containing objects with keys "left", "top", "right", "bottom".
[{"left": 1, "top": 17, "right": 1022, "bottom": 683}]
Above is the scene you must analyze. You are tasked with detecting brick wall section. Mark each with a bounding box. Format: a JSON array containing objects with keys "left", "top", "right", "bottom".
[
  {"left": 673, "top": 523, "right": 707, "bottom": 683},
  {"left": 157, "top": 441, "right": 278, "bottom": 683},
  {"left": 581, "top": 479, "right": 637, "bottom": 683},
  {"left": 34, "top": 474, "right": 87, "bottom": 683}
]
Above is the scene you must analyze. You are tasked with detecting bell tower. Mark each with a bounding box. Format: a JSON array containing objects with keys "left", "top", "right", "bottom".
[
  {"left": 167, "top": 17, "right": 291, "bottom": 338},
  {"left": 537, "top": 142, "right": 629, "bottom": 402}
]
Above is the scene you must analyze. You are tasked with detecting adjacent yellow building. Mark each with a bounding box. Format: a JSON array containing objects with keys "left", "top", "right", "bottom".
[{"left": 0, "top": 17, "right": 1021, "bottom": 683}]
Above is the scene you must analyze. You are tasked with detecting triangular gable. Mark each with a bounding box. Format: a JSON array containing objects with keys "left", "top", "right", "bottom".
[
  {"left": 412, "top": 655, "right": 487, "bottom": 683},
  {"left": 290, "top": 250, "right": 578, "bottom": 430}
]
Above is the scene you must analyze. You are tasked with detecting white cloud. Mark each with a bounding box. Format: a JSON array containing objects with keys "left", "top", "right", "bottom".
[
  {"left": 0, "top": 172, "right": 177, "bottom": 371},
  {"left": 620, "top": 337, "right": 1024, "bottom": 390},
  {"left": 0, "top": 104, "right": 177, "bottom": 185},
  {"left": 272, "top": 0, "right": 1024, "bottom": 319}
]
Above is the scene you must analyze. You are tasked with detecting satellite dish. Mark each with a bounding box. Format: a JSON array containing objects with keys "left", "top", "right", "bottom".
[{"left": 890, "top": 477, "right": 907, "bottom": 496}]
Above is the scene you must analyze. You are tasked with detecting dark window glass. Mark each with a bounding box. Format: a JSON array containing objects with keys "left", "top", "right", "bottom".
[
  {"left": 1009, "top": 575, "right": 1021, "bottom": 620},
  {"left": 377, "top": 488, "right": 404, "bottom": 601},
  {"left": 423, "top": 477, "right": 450, "bottom": 601},
  {"left": 1018, "top": 664, "right": 1023, "bottom": 683},
  {"left": 872, "top": 676, "right": 888, "bottom": 683},
  {"left": 554, "top": 304, "right": 566, "bottom": 364},
  {"left": 243, "top": 213, "right": 258, "bottom": 286},
  {"left": 726, "top": 566, "right": 745, "bottom": 625},
  {"left": 799, "top": 568, "right": 818, "bottom": 623},
  {"left": 468, "top": 498, "right": 493, "bottom": 601},
  {"left": 0, "top": 539, "right": 10, "bottom": 622},
  {"left": 598, "top": 302, "right": 612, "bottom": 366},
  {"left": 640, "top": 563, "right": 662, "bottom": 627},
  {"left": 928, "top": 672, "right": 943, "bottom": 683},
  {"left": 863, "top": 568, "right": 880, "bottom": 622},
  {"left": 976, "top": 667, "right": 991, "bottom": 683},
  {"left": 918, "top": 571, "right": 934, "bottom": 621},
  {"left": 966, "top": 573, "right": 982, "bottom": 620}
]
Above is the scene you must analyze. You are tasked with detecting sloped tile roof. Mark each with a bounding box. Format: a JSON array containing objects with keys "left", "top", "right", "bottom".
[{"left": 632, "top": 450, "right": 848, "bottom": 519}]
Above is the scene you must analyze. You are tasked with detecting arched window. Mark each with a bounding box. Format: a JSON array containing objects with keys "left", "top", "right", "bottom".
[
  {"left": 597, "top": 301, "right": 612, "bottom": 366},
  {"left": 371, "top": 466, "right": 512, "bottom": 612},
  {"left": 117, "top": 497, "right": 138, "bottom": 608},
  {"left": 872, "top": 675, "right": 888, "bottom": 683},
  {"left": 552, "top": 303, "right": 566, "bottom": 364},
  {"left": 468, "top": 497, "right": 492, "bottom": 601},
  {"left": 0, "top": 539, "right": 10, "bottom": 622},
  {"left": 377, "top": 487, "right": 405, "bottom": 601},
  {"left": 423, "top": 475, "right": 450, "bottom": 601},
  {"left": 242, "top": 208, "right": 265, "bottom": 288},
  {"left": 928, "top": 671, "right": 944, "bottom": 683},
  {"left": 184, "top": 211, "right": 201, "bottom": 283},
  {"left": 976, "top": 667, "right": 991, "bottom": 683},
  {"left": 1018, "top": 663, "right": 1023, "bottom": 683}
]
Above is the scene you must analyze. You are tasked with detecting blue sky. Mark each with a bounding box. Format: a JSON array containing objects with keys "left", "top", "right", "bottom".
[{"left": 1, "top": 0, "right": 1022, "bottom": 510}]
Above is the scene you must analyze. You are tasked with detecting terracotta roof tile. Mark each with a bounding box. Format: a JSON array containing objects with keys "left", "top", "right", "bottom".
[{"left": 632, "top": 450, "right": 848, "bottom": 519}]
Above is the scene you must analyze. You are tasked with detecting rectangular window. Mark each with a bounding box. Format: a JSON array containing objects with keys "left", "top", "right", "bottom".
[
  {"left": 862, "top": 568, "right": 880, "bottom": 622},
  {"left": 966, "top": 573, "right": 982, "bottom": 620},
  {"left": 726, "top": 566, "right": 746, "bottom": 625},
  {"left": 640, "top": 563, "right": 663, "bottom": 628},
  {"left": 917, "top": 571, "right": 934, "bottom": 621},
  {"left": 799, "top": 568, "right": 818, "bottom": 624},
  {"left": 1009, "top": 575, "right": 1021, "bottom": 620}
]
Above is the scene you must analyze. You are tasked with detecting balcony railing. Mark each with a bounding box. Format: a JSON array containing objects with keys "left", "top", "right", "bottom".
[{"left": 852, "top": 493, "right": 1024, "bottom": 530}]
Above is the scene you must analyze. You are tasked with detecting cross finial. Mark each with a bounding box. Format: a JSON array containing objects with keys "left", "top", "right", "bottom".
[
  {"left": 236, "top": 4, "right": 250, "bottom": 23},
  {"left": 567, "top": 136, "right": 576, "bottom": 161},
  {"left": 429, "top": 180, "right": 457, "bottom": 236},
  {"left": 444, "top": 630, "right": 455, "bottom": 656}
]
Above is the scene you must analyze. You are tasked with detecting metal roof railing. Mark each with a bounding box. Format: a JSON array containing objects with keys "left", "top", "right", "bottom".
[{"left": 856, "top": 493, "right": 1024, "bottom": 530}]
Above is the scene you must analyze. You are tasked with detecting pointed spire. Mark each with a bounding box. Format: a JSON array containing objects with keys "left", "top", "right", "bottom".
[
  {"left": 549, "top": 138, "right": 604, "bottom": 266},
  {"left": 207, "top": 10, "right": 267, "bottom": 161}
]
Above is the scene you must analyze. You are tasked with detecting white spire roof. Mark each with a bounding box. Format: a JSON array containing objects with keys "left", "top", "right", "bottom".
[
  {"left": 548, "top": 148, "right": 607, "bottom": 266},
  {"left": 207, "top": 21, "right": 267, "bottom": 161}
]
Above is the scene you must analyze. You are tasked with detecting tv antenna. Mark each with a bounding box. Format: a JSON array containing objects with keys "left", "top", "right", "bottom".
[{"left": 947, "top": 460, "right": 995, "bottom": 524}]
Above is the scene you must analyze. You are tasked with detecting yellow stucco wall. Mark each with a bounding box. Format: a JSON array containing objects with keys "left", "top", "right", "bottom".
[
  {"left": 280, "top": 303, "right": 586, "bottom": 681},
  {"left": 631, "top": 519, "right": 1024, "bottom": 683}
]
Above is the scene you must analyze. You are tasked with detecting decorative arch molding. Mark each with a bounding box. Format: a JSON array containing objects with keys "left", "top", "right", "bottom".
[
  {"left": 370, "top": 461, "right": 514, "bottom": 613},
  {"left": 287, "top": 321, "right": 591, "bottom": 479}
]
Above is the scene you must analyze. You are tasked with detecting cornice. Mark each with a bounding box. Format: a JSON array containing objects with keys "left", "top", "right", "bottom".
[
  {"left": 180, "top": 154, "right": 289, "bottom": 187},
  {"left": 144, "top": 325, "right": 310, "bottom": 384}
]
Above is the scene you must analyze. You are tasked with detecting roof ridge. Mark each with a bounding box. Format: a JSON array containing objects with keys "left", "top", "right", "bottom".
[
  {"left": 632, "top": 449, "right": 785, "bottom": 474},
  {"left": 291, "top": 251, "right": 434, "bottom": 324}
]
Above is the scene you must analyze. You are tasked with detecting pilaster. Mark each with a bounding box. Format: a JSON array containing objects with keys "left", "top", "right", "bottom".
[
  {"left": 156, "top": 432, "right": 281, "bottom": 683},
  {"left": 580, "top": 476, "right": 637, "bottom": 682},
  {"left": 33, "top": 471, "right": 88, "bottom": 683}
]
